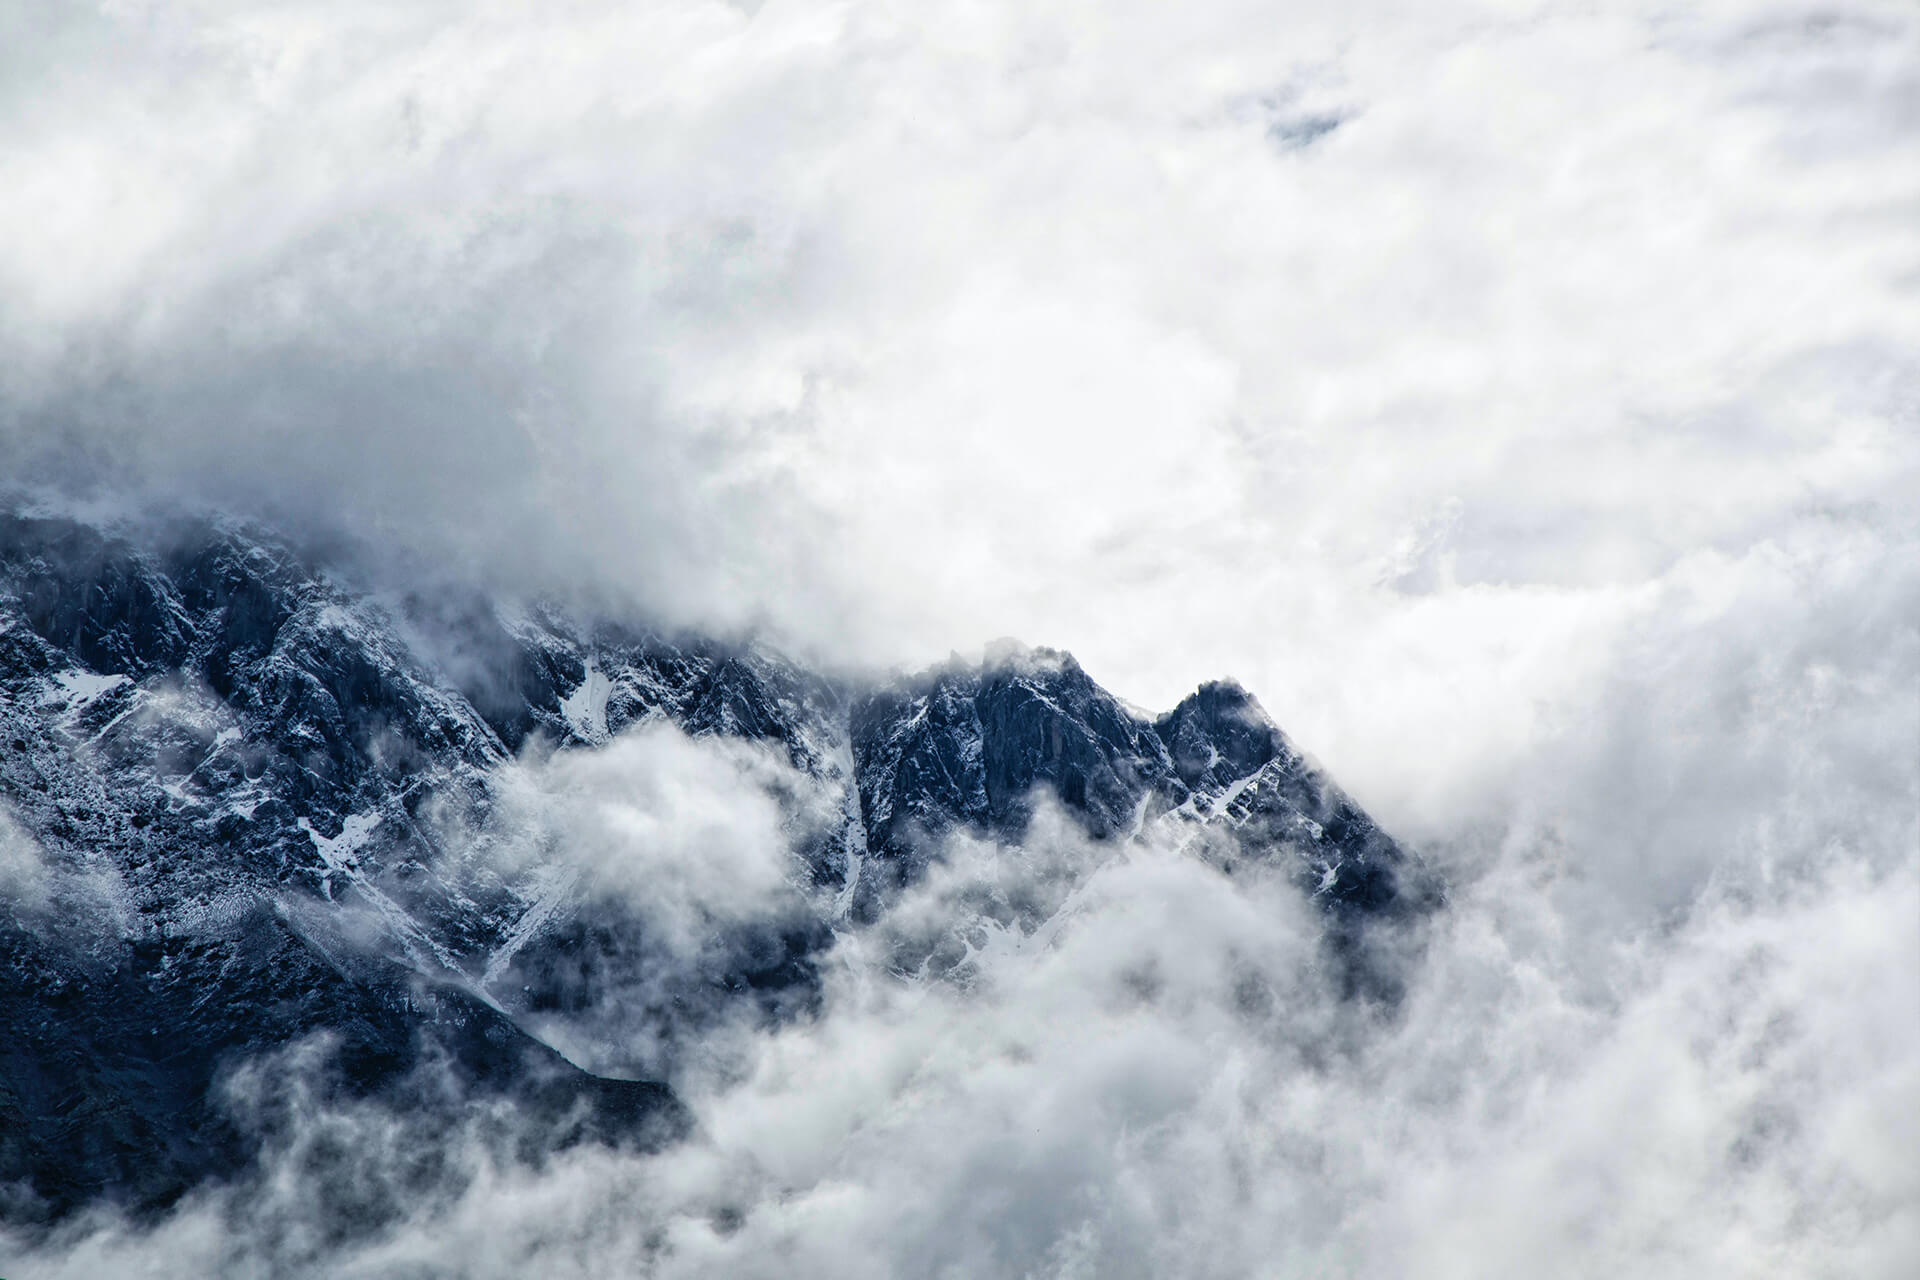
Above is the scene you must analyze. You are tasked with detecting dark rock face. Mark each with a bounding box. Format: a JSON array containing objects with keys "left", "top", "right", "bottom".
[
  {"left": 1153, "top": 680, "right": 1423, "bottom": 920},
  {"left": 0, "top": 510, "right": 1433, "bottom": 1224},
  {"left": 1155, "top": 679, "right": 1284, "bottom": 794},
  {"left": 0, "top": 515, "right": 699, "bottom": 1223},
  {"left": 847, "top": 653, "right": 1425, "bottom": 925},
  {"left": 847, "top": 648, "right": 1176, "bottom": 913},
  {"left": 0, "top": 906, "right": 680, "bottom": 1223}
]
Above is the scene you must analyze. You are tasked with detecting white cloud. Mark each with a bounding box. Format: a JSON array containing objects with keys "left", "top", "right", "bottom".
[
  {"left": 445, "top": 720, "right": 825, "bottom": 1077},
  {"left": 480, "top": 723, "right": 808, "bottom": 948},
  {"left": 9, "top": 816, "right": 1913, "bottom": 1277},
  {"left": 0, "top": 804, "right": 55, "bottom": 916},
  {"left": 0, "top": 802, "right": 129, "bottom": 930},
  {"left": 1, "top": 0, "right": 1915, "bottom": 1274},
  {"left": 2, "top": 3, "right": 1910, "bottom": 773}
]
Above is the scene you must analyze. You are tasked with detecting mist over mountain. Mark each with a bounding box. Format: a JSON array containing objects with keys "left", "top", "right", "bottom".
[
  {"left": 2, "top": 0, "right": 1917, "bottom": 1276},
  {"left": 0, "top": 508, "right": 1429, "bottom": 1224}
]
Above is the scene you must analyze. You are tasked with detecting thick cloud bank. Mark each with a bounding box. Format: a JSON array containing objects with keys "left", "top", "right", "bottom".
[
  {"left": 1, "top": 0, "right": 1916, "bottom": 1276},
  {"left": 5, "top": 807, "right": 1916, "bottom": 1278}
]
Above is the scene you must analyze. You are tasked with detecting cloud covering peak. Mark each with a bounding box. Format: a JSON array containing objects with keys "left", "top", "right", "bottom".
[
  {"left": 0, "top": 2, "right": 1916, "bottom": 1273},
  {"left": 6, "top": 2, "right": 1912, "bottom": 760}
]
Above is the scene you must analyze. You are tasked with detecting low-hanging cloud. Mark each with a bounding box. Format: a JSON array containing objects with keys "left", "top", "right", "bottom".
[
  {"left": 5, "top": 797, "right": 1913, "bottom": 1278},
  {"left": 477, "top": 723, "right": 811, "bottom": 947},
  {"left": 1, "top": 0, "right": 1916, "bottom": 1275},
  {"left": 432, "top": 719, "right": 830, "bottom": 1079},
  {"left": 3, "top": 1, "right": 1912, "bottom": 788},
  {"left": 0, "top": 806, "right": 56, "bottom": 918},
  {"left": 0, "top": 800, "right": 130, "bottom": 935}
]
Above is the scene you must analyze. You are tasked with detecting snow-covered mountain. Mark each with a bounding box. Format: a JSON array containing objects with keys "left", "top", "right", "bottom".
[{"left": 0, "top": 509, "right": 1433, "bottom": 1223}]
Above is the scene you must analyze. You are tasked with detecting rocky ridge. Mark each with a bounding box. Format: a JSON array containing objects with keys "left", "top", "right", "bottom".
[{"left": 0, "top": 510, "right": 1431, "bottom": 1223}]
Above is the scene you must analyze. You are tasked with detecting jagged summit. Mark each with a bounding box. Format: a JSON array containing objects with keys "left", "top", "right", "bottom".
[
  {"left": 1155, "top": 679, "right": 1284, "bottom": 792},
  {"left": 0, "top": 510, "right": 1431, "bottom": 1224}
]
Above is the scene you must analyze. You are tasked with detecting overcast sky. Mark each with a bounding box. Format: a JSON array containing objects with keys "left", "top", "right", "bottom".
[{"left": 1, "top": 2, "right": 1916, "bottom": 1274}]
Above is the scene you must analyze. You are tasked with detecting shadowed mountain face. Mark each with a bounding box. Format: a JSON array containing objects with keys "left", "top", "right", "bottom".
[
  {"left": 0, "top": 511, "right": 1433, "bottom": 1224},
  {"left": 849, "top": 653, "right": 1420, "bottom": 923}
]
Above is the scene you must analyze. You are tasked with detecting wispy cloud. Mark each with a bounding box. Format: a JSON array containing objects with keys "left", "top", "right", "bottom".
[{"left": 1, "top": 1, "right": 1915, "bottom": 1274}]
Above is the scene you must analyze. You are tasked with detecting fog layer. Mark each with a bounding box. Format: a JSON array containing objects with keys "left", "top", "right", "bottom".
[{"left": 1, "top": 0, "right": 1915, "bottom": 1276}]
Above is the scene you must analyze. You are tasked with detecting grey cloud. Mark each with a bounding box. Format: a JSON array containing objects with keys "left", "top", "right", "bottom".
[
  {"left": 4, "top": 800, "right": 1912, "bottom": 1277},
  {"left": 1, "top": 0, "right": 1915, "bottom": 1275}
]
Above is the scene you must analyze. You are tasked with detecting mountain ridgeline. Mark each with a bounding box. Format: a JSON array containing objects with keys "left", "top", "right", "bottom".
[{"left": 0, "top": 511, "right": 1434, "bottom": 1225}]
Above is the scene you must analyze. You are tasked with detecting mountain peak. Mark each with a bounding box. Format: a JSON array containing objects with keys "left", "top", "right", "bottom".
[
  {"left": 0, "top": 508, "right": 1429, "bottom": 1222},
  {"left": 1156, "top": 678, "right": 1289, "bottom": 794}
]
